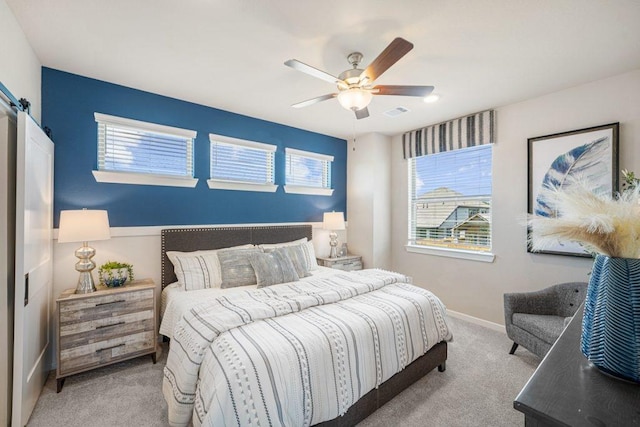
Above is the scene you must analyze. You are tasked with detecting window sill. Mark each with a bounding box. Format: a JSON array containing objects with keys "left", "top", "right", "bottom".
[
  {"left": 207, "top": 180, "right": 278, "bottom": 193},
  {"left": 405, "top": 244, "right": 495, "bottom": 263},
  {"left": 92, "top": 170, "right": 198, "bottom": 188},
  {"left": 284, "top": 185, "right": 334, "bottom": 196}
]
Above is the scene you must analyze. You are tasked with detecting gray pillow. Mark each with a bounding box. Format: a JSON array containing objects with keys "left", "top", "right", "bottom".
[
  {"left": 218, "top": 247, "right": 262, "bottom": 289},
  {"left": 249, "top": 250, "right": 300, "bottom": 288},
  {"left": 269, "top": 245, "right": 312, "bottom": 278}
]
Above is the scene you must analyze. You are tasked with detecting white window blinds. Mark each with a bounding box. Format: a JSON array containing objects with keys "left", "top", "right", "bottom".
[
  {"left": 285, "top": 148, "right": 333, "bottom": 188},
  {"left": 95, "top": 113, "right": 195, "bottom": 178},
  {"left": 409, "top": 144, "right": 492, "bottom": 251},
  {"left": 208, "top": 134, "right": 276, "bottom": 192}
]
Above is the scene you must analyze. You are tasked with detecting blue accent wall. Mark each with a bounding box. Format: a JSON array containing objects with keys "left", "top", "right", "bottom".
[{"left": 42, "top": 68, "right": 347, "bottom": 227}]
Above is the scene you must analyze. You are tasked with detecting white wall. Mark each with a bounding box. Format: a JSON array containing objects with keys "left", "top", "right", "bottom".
[
  {"left": 0, "top": 0, "right": 41, "bottom": 121},
  {"left": 389, "top": 69, "right": 640, "bottom": 325},
  {"left": 347, "top": 133, "right": 392, "bottom": 269}
]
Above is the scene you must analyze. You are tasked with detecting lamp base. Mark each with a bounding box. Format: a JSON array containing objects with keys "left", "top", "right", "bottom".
[
  {"left": 329, "top": 231, "right": 339, "bottom": 259},
  {"left": 76, "top": 271, "right": 97, "bottom": 294},
  {"left": 74, "top": 243, "right": 97, "bottom": 294}
]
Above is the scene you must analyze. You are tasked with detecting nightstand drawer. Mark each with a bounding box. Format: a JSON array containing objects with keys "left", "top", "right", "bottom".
[
  {"left": 59, "top": 289, "right": 154, "bottom": 324},
  {"left": 59, "top": 330, "right": 155, "bottom": 376},
  {"left": 60, "top": 313, "right": 154, "bottom": 349},
  {"left": 317, "top": 255, "right": 363, "bottom": 271},
  {"left": 332, "top": 260, "right": 363, "bottom": 271}
]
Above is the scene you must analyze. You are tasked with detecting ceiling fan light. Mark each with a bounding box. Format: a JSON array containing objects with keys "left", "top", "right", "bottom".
[
  {"left": 337, "top": 88, "right": 373, "bottom": 111},
  {"left": 423, "top": 94, "right": 440, "bottom": 103}
]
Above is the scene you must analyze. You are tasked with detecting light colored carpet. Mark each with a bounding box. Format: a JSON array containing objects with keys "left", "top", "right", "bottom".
[
  {"left": 27, "top": 316, "right": 538, "bottom": 426},
  {"left": 357, "top": 316, "right": 538, "bottom": 427}
]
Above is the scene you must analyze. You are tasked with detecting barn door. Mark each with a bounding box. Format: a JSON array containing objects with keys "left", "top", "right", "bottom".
[{"left": 12, "top": 111, "right": 54, "bottom": 426}]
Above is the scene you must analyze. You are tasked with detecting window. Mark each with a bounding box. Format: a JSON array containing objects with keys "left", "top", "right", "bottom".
[
  {"left": 92, "top": 113, "right": 197, "bottom": 187},
  {"left": 284, "top": 148, "right": 334, "bottom": 196},
  {"left": 208, "top": 134, "right": 277, "bottom": 192},
  {"left": 408, "top": 144, "right": 493, "bottom": 257}
]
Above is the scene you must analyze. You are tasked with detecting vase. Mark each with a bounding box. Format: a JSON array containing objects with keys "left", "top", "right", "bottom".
[{"left": 581, "top": 254, "right": 640, "bottom": 383}]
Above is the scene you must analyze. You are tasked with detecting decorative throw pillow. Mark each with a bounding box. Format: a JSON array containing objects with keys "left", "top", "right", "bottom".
[
  {"left": 249, "top": 251, "right": 300, "bottom": 288},
  {"left": 167, "top": 244, "right": 254, "bottom": 291},
  {"left": 218, "top": 247, "right": 263, "bottom": 289},
  {"left": 166, "top": 250, "right": 220, "bottom": 291},
  {"left": 268, "top": 246, "right": 311, "bottom": 278}
]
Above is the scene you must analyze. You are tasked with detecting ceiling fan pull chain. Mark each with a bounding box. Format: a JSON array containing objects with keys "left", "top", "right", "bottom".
[{"left": 352, "top": 120, "right": 357, "bottom": 151}]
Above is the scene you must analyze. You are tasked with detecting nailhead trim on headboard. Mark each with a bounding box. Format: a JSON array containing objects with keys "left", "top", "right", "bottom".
[{"left": 160, "top": 225, "right": 313, "bottom": 289}]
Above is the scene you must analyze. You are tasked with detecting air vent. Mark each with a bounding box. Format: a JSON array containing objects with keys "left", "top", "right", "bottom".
[{"left": 384, "top": 107, "right": 410, "bottom": 117}]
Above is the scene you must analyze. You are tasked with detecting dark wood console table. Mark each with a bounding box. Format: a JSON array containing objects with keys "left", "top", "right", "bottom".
[{"left": 514, "top": 305, "right": 640, "bottom": 426}]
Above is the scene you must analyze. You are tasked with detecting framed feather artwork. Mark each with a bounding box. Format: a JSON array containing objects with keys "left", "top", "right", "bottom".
[{"left": 528, "top": 123, "right": 619, "bottom": 257}]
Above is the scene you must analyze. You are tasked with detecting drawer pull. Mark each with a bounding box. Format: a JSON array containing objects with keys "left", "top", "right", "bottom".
[
  {"left": 95, "top": 321, "right": 125, "bottom": 330},
  {"left": 96, "top": 343, "right": 126, "bottom": 353},
  {"left": 95, "top": 299, "right": 125, "bottom": 307}
]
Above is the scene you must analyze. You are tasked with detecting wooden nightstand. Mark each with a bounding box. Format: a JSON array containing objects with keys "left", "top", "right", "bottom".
[
  {"left": 55, "top": 278, "right": 157, "bottom": 392},
  {"left": 316, "top": 254, "right": 363, "bottom": 271}
]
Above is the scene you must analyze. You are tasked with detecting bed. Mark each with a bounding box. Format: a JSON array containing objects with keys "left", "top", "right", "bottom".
[{"left": 160, "top": 225, "right": 452, "bottom": 427}]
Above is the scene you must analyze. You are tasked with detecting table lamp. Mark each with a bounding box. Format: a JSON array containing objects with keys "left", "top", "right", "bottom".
[
  {"left": 58, "top": 209, "right": 111, "bottom": 294},
  {"left": 323, "top": 211, "right": 345, "bottom": 258}
]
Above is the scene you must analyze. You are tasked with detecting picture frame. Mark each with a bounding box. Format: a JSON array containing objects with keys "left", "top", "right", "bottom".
[{"left": 527, "top": 122, "right": 619, "bottom": 257}]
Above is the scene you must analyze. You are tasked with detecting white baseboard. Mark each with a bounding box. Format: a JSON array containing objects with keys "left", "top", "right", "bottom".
[{"left": 447, "top": 310, "right": 505, "bottom": 333}]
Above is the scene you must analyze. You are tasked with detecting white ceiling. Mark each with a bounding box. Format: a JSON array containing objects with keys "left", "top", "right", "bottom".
[{"left": 7, "top": 0, "right": 640, "bottom": 140}]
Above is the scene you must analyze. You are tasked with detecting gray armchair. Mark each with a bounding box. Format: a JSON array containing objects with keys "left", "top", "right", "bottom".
[{"left": 504, "top": 282, "right": 588, "bottom": 358}]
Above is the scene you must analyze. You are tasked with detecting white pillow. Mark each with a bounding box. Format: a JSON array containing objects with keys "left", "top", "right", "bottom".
[
  {"left": 258, "top": 237, "right": 308, "bottom": 251},
  {"left": 300, "top": 240, "right": 319, "bottom": 271},
  {"left": 167, "top": 244, "right": 254, "bottom": 290}
]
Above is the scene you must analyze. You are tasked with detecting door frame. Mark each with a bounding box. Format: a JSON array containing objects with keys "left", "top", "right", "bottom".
[{"left": 0, "top": 99, "right": 17, "bottom": 427}]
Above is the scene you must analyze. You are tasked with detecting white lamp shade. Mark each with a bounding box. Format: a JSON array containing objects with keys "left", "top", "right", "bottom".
[
  {"left": 58, "top": 210, "right": 111, "bottom": 243},
  {"left": 337, "top": 88, "right": 373, "bottom": 111},
  {"left": 323, "top": 211, "right": 345, "bottom": 231}
]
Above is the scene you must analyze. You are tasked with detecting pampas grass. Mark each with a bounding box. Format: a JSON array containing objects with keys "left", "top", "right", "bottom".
[{"left": 528, "top": 179, "right": 640, "bottom": 258}]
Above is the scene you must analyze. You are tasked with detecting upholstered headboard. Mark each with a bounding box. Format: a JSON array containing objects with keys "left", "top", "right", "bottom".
[{"left": 160, "top": 225, "right": 313, "bottom": 288}]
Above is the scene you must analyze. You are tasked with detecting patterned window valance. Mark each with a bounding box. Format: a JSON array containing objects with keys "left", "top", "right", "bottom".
[{"left": 402, "top": 110, "right": 495, "bottom": 159}]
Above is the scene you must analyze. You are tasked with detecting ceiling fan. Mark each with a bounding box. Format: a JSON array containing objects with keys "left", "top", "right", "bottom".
[{"left": 285, "top": 37, "right": 434, "bottom": 120}]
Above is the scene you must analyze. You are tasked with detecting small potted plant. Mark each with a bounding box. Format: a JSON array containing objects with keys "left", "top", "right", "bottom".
[{"left": 98, "top": 261, "right": 134, "bottom": 287}]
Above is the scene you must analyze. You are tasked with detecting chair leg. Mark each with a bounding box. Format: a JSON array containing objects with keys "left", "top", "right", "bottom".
[
  {"left": 509, "top": 342, "right": 519, "bottom": 355},
  {"left": 438, "top": 361, "right": 446, "bottom": 372}
]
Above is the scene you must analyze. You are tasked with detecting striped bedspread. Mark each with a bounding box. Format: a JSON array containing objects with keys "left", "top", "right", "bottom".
[{"left": 163, "top": 269, "right": 452, "bottom": 427}]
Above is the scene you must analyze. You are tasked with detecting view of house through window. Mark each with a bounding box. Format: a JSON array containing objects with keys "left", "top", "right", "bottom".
[{"left": 409, "top": 144, "right": 492, "bottom": 252}]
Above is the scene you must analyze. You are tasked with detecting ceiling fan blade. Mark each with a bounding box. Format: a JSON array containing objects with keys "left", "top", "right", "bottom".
[
  {"left": 291, "top": 93, "right": 337, "bottom": 108},
  {"left": 285, "top": 59, "right": 345, "bottom": 86},
  {"left": 373, "top": 85, "right": 434, "bottom": 97},
  {"left": 359, "top": 37, "right": 414, "bottom": 84},
  {"left": 355, "top": 107, "right": 369, "bottom": 120}
]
